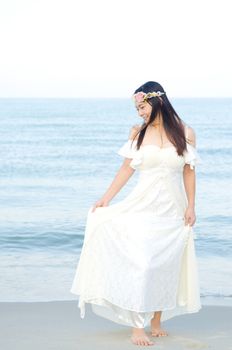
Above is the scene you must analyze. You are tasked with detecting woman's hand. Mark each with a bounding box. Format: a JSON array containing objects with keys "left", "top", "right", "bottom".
[
  {"left": 184, "top": 206, "right": 196, "bottom": 226},
  {"left": 91, "top": 198, "right": 110, "bottom": 213}
]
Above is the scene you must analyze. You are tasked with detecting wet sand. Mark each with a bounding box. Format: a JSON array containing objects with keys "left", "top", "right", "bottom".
[{"left": 0, "top": 301, "right": 231, "bottom": 350}]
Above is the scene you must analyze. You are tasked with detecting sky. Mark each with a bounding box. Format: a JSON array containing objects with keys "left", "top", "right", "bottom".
[{"left": 0, "top": 0, "right": 231, "bottom": 97}]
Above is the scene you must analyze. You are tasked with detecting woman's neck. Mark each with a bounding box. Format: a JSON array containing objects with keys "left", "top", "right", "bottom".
[{"left": 150, "top": 113, "right": 163, "bottom": 128}]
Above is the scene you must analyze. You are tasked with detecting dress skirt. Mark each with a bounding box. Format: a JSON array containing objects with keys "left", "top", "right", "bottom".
[{"left": 70, "top": 137, "right": 202, "bottom": 328}]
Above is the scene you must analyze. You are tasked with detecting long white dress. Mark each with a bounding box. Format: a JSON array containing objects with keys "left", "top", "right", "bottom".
[{"left": 70, "top": 124, "right": 202, "bottom": 328}]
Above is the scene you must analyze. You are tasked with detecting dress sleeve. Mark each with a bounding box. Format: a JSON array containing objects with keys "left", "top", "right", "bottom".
[
  {"left": 116, "top": 139, "right": 137, "bottom": 159},
  {"left": 117, "top": 139, "right": 143, "bottom": 170},
  {"left": 183, "top": 143, "right": 202, "bottom": 170}
]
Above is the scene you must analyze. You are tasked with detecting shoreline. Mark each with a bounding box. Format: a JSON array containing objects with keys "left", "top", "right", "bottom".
[
  {"left": 2, "top": 295, "right": 232, "bottom": 306},
  {"left": 0, "top": 301, "right": 231, "bottom": 350}
]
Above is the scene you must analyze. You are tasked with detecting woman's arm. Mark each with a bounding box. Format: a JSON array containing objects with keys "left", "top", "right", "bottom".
[
  {"left": 100, "top": 158, "right": 135, "bottom": 203},
  {"left": 91, "top": 125, "right": 140, "bottom": 212},
  {"left": 183, "top": 127, "right": 196, "bottom": 226}
]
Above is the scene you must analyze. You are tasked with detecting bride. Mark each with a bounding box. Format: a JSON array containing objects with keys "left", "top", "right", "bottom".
[{"left": 70, "top": 81, "right": 202, "bottom": 346}]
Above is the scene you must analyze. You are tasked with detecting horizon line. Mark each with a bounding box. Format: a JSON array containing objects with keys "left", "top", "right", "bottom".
[{"left": 0, "top": 96, "right": 232, "bottom": 99}]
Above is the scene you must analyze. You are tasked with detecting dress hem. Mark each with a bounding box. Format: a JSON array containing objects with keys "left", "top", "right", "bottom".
[{"left": 70, "top": 290, "right": 202, "bottom": 318}]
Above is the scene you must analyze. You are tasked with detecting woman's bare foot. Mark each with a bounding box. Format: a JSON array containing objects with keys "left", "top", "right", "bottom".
[
  {"left": 150, "top": 317, "right": 168, "bottom": 337},
  {"left": 131, "top": 327, "right": 154, "bottom": 346}
]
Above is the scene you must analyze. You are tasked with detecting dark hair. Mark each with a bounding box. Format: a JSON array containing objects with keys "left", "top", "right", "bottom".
[{"left": 132, "top": 81, "right": 188, "bottom": 156}]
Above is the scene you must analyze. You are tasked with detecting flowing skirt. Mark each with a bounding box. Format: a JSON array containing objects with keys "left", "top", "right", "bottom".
[{"left": 70, "top": 168, "right": 202, "bottom": 327}]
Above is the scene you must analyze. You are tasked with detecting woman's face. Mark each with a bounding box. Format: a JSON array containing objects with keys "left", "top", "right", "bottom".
[{"left": 135, "top": 101, "right": 152, "bottom": 123}]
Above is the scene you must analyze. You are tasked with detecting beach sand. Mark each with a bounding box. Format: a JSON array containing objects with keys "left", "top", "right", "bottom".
[{"left": 0, "top": 301, "right": 231, "bottom": 350}]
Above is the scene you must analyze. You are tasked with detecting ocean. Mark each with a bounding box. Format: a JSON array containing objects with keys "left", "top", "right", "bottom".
[{"left": 0, "top": 98, "right": 232, "bottom": 304}]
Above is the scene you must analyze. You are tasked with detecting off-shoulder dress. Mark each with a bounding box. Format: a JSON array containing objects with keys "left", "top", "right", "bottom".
[{"left": 70, "top": 124, "right": 202, "bottom": 328}]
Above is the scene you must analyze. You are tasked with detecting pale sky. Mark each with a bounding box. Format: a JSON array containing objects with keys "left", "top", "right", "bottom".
[{"left": 0, "top": 0, "right": 231, "bottom": 97}]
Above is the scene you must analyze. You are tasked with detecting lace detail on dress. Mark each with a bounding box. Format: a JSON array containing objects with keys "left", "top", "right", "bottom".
[{"left": 117, "top": 139, "right": 143, "bottom": 170}]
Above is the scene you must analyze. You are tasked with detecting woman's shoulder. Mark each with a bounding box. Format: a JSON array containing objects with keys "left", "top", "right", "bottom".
[
  {"left": 182, "top": 122, "right": 196, "bottom": 146},
  {"left": 128, "top": 124, "right": 141, "bottom": 140}
]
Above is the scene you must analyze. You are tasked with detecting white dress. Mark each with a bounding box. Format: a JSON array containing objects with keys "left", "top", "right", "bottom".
[{"left": 70, "top": 125, "right": 202, "bottom": 328}]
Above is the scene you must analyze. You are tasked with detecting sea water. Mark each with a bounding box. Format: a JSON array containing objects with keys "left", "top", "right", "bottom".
[{"left": 0, "top": 98, "right": 231, "bottom": 304}]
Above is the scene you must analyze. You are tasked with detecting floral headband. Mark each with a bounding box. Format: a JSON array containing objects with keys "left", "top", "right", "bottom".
[{"left": 133, "top": 91, "right": 165, "bottom": 103}]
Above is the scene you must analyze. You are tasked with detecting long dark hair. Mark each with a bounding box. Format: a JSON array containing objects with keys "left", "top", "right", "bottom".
[{"left": 132, "top": 81, "right": 188, "bottom": 156}]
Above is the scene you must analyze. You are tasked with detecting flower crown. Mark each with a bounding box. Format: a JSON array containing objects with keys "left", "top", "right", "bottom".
[{"left": 133, "top": 90, "right": 165, "bottom": 103}]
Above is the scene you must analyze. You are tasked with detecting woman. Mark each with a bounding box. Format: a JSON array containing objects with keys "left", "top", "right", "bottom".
[{"left": 70, "top": 81, "right": 202, "bottom": 346}]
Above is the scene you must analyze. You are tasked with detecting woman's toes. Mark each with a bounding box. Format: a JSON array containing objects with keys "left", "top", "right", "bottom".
[
  {"left": 145, "top": 337, "right": 154, "bottom": 345},
  {"left": 151, "top": 327, "right": 168, "bottom": 337},
  {"left": 131, "top": 336, "right": 154, "bottom": 346},
  {"left": 161, "top": 330, "right": 168, "bottom": 336}
]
